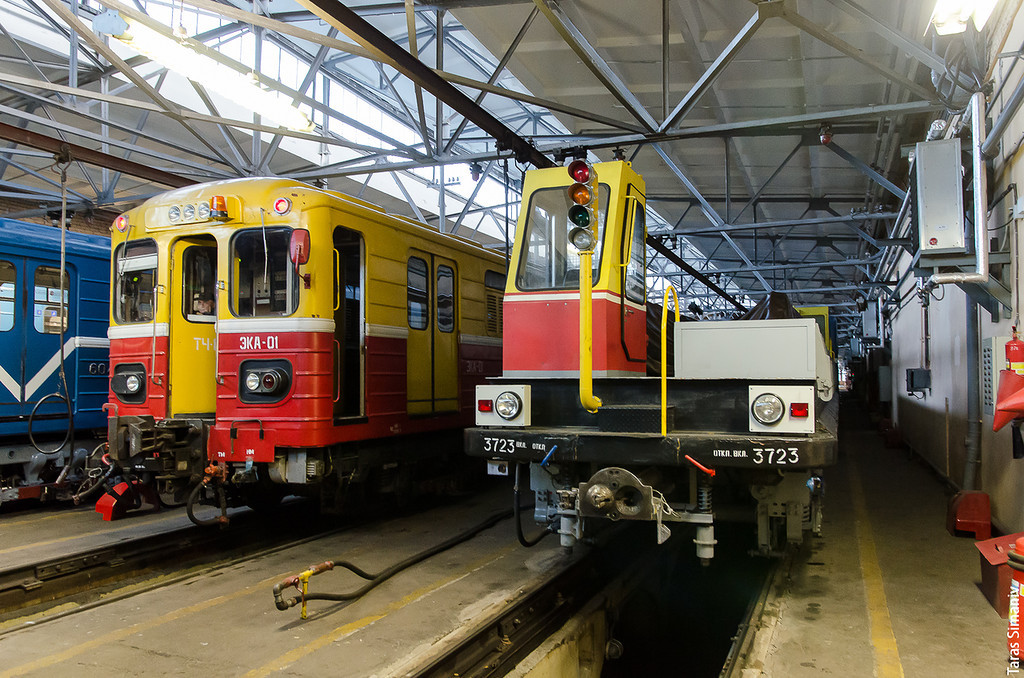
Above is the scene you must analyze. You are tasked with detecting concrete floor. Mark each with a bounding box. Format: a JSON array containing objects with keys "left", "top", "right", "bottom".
[
  {"left": 0, "top": 486, "right": 576, "bottom": 677},
  {"left": 743, "top": 401, "right": 1009, "bottom": 678}
]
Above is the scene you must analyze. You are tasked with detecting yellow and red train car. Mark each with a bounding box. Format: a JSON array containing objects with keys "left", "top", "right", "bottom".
[{"left": 105, "top": 177, "right": 504, "bottom": 520}]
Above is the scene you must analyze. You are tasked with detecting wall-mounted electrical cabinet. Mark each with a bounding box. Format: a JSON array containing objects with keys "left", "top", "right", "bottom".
[
  {"left": 907, "top": 367, "right": 932, "bottom": 395},
  {"left": 862, "top": 299, "right": 880, "bottom": 342},
  {"left": 915, "top": 138, "right": 965, "bottom": 254}
]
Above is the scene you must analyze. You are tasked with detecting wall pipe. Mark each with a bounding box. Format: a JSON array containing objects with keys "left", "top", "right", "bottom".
[
  {"left": 963, "top": 297, "right": 981, "bottom": 491},
  {"left": 928, "top": 91, "right": 989, "bottom": 288},
  {"left": 982, "top": 73, "right": 1024, "bottom": 158}
]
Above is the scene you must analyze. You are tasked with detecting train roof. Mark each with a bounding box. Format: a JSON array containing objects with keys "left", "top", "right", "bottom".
[
  {"left": 0, "top": 219, "right": 110, "bottom": 259},
  {"left": 124, "top": 177, "right": 504, "bottom": 264}
]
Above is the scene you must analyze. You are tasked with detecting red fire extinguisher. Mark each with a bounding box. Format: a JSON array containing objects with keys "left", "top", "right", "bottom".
[{"left": 1008, "top": 327, "right": 1024, "bottom": 375}]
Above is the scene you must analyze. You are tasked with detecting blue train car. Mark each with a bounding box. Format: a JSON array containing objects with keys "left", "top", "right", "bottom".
[{"left": 0, "top": 219, "right": 110, "bottom": 504}]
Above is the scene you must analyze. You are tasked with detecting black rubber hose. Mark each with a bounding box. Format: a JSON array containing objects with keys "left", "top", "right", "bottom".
[
  {"left": 71, "top": 449, "right": 116, "bottom": 505},
  {"left": 186, "top": 481, "right": 228, "bottom": 528},
  {"left": 273, "top": 508, "right": 513, "bottom": 611},
  {"left": 27, "top": 392, "right": 72, "bottom": 455},
  {"left": 514, "top": 462, "right": 553, "bottom": 548}
]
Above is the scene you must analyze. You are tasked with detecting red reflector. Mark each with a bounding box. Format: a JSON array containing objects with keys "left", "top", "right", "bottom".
[
  {"left": 790, "top": 403, "right": 809, "bottom": 418},
  {"left": 478, "top": 399, "right": 493, "bottom": 412}
]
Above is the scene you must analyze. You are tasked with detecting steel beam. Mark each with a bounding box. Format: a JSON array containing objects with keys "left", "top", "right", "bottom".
[
  {"left": 0, "top": 121, "right": 191, "bottom": 188},
  {"left": 298, "top": 0, "right": 552, "bottom": 168},
  {"left": 776, "top": 5, "right": 936, "bottom": 102},
  {"left": 541, "top": 100, "right": 943, "bottom": 154},
  {"left": 646, "top": 236, "right": 746, "bottom": 312},
  {"left": 824, "top": 140, "right": 907, "bottom": 200},
  {"left": 663, "top": 211, "right": 899, "bottom": 236},
  {"left": 660, "top": 9, "right": 766, "bottom": 132},
  {"left": 532, "top": 0, "right": 657, "bottom": 131}
]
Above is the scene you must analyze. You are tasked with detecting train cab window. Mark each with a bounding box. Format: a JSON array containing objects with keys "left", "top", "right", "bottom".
[
  {"left": 516, "top": 184, "right": 608, "bottom": 291},
  {"left": 624, "top": 200, "right": 646, "bottom": 304},
  {"left": 115, "top": 239, "right": 158, "bottom": 323},
  {"left": 231, "top": 228, "right": 297, "bottom": 317},
  {"left": 408, "top": 257, "right": 429, "bottom": 330},
  {"left": 183, "top": 245, "right": 217, "bottom": 322},
  {"left": 437, "top": 265, "right": 454, "bottom": 333},
  {"left": 33, "top": 266, "right": 69, "bottom": 334},
  {"left": 0, "top": 260, "right": 14, "bottom": 332}
]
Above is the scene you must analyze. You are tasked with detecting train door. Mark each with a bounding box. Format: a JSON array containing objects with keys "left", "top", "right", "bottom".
[
  {"left": 22, "top": 261, "right": 75, "bottom": 432},
  {"left": 168, "top": 237, "right": 217, "bottom": 416},
  {"left": 406, "top": 251, "right": 459, "bottom": 415},
  {"left": 333, "top": 227, "right": 364, "bottom": 419},
  {"left": 0, "top": 258, "right": 20, "bottom": 417},
  {"left": 621, "top": 193, "right": 647, "bottom": 362}
]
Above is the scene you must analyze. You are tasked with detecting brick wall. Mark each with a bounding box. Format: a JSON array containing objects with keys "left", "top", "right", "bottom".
[{"left": 0, "top": 197, "right": 118, "bottom": 237}]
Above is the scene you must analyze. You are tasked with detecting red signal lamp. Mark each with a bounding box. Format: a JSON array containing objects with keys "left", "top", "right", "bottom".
[
  {"left": 478, "top": 399, "right": 493, "bottom": 412},
  {"left": 114, "top": 215, "right": 129, "bottom": 232},
  {"left": 567, "top": 159, "right": 591, "bottom": 183},
  {"left": 790, "top": 402, "right": 809, "bottom": 418}
]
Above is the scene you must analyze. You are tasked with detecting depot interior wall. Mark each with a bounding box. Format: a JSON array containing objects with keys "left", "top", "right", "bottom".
[
  {"left": 977, "top": 6, "right": 1024, "bottom": 534},
  {"left": 889, "top": 276, "right": 969, "bottom": 485},
  {"left": 889, "top": 5, "right": 1024, "bottom": 532}
]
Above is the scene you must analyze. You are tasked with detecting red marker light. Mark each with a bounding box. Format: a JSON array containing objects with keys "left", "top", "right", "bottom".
[
  {"left": 273, "top": 197, "right": 292, "bottom": 215},
  {"left": 114, "top": 215, "right": 129, "bottom": 232},
  {"left": 790, "top": 402, "right": 809, "bottom": 418},
  {"left": 478, "top": 399, "right": 493, "bottom": 413}
]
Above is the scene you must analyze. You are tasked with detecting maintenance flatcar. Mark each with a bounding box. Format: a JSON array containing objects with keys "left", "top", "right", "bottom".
[
  {"left": 0, "top": 219, "right": 110, "bottom": 505},
  {"left": 104, "top": 178, "right": 505, "bottom": 523},
  {"left": 465, "top": 160, "right": 838, "bottom": 559}
]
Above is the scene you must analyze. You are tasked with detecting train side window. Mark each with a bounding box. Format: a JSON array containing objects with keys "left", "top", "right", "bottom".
[
  {"left": 33, "top": 266, "right": 69, "bottom": 334},
  {"left": 114, "top": 239, "right": 158, "bottom": 323},
  {"left": 408, "top": 257, "right": 429, "bottom": 330},
  {"left": 516, "top": 184, "right": 608, "bottom": 291},
  {"left": 484, "top": 270, "right": 505, "bottom": 290},
  {"left": 0, "top": 260, "right": 14, "bottom": 332},
  {"left": 624, "top": 200, "right": 646, "bottom": 304},
  {"left": 437, "top": 265, "right": 454, "bottom": 333},
  {"left": 183, "top": 245, "right": 217, "bottom": 322},
  {"left": 231, "top": 228, "right": 297, "bottom": 317}
]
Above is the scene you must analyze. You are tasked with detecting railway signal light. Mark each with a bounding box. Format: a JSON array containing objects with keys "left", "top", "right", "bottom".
[{"left": 567, "top": 159, "right": 598, "bottom": 251}]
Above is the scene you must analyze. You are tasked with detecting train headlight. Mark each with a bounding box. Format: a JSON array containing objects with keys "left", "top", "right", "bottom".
[
  {"left": 197, "top": 202, "right": 211, "bottom": 220},
  {"left": 244, "top": 371, "right": 261, "bottom": 392},
  {"left": 124, "top": 374, "right": 141, "bottom": 394},
  {"left": 494, "top": 391, "right": 522, "bottom": 420},
  {"left": 111, "top": 363, "right": 147, "bottom": 404},
  {"left": 751, "top": 393, "right": 785, "bottom": 425},
  {"left": 168, "top": 205, "right": 181, "bottom": 222},
  {"left": 238, "top": 360, "right": 292, "bottom": 404}
]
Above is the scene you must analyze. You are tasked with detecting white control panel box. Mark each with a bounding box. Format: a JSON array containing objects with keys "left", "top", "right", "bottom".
[
  {"left": 915, "top": 138, "right": 965, "bottom": 254},
  {"left": 675, "top": 318, "right": 834, "bottom": 401}
]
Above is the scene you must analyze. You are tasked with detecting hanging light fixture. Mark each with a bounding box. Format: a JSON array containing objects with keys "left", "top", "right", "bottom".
[
  {"left": 930, "top": 0, "right": 1000, "bottom": 35},
  {"left": 100, "top": 13, "right": 314, "bottom": 132}
]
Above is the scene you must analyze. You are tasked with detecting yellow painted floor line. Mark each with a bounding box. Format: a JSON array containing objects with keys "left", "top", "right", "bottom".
[
  {"left": 0, "top": 509, "right": 92, "bottom": 528},
  {"left": 0, "top": 512, "right": 184, "bottom": 556},
  {"left": 0, "top": 571, "right": 285, "bottom": 678},
  {"left": 850, "top": 465, "right": 905, "bottom": 678},
  {"left": 244, "top": 542, "right": 519, "bottom": 678}
]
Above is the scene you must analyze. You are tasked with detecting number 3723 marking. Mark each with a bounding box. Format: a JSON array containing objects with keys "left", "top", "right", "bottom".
[
  {"left": 483, "top": 437, "right": 516, "bottom": 454},
  {"left": 752, "top": 447, "right": 799, "bottom": 465}
]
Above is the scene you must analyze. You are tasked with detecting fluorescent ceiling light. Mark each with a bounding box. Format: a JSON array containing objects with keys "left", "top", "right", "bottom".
[
  {"left": 931, "top": 0, "right": 1000, "bottom": 35},
  {"left": 110, "top": 17, "right": 314, "bottom": 132}
]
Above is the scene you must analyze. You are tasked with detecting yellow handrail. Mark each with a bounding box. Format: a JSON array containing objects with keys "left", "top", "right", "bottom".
[
  {"left": 661, "top": 286, "right": 679, "bottom": 436},
  {"left": 579, "top": 250, "right": 602, "bottom": 412}
]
